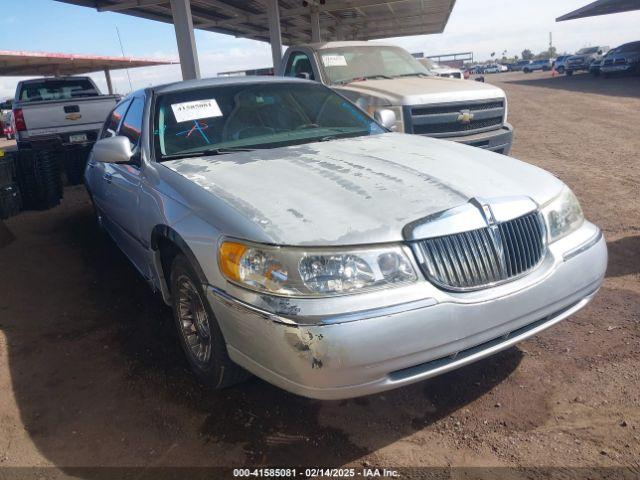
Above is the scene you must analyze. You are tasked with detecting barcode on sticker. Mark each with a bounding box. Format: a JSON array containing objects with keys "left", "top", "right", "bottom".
[
  {"left": 171, "top": 99, "right": 223, "bottom": 123},
  {"left": 322, "top": 55, "right": 348, "bottom": 67}
]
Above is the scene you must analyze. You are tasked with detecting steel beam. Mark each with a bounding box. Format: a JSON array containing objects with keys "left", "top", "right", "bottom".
[
  {"left": 310, "top": 7, "right": 321, "bottom": 42},
  {"left": 266, "top": 0, "right": 283, "bottom": 71},
  {"left": 104, "top": 68, "right": 114, "bottom": 94},
  {"left": 170, "top": 0, "right": 200, "bottom": 80}
]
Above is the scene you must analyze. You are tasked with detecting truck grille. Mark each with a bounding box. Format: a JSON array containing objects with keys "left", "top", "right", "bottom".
[
  {"left": 413, "top": 212, "right": 545, "bottom": 290},
  {"left": 408, "top": 99, "right": 505, "bottom": 138}
]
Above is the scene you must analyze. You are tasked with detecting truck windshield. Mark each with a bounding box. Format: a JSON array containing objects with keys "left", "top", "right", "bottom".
[
  {"left": 153, "top": 82, "right": 385, "bottom": 160},
  {"left": 19, "top": 79, "right": 98, "bottom": 102},
  {"left": 317, "top": 46, "right": 431, "bottom": 84}
]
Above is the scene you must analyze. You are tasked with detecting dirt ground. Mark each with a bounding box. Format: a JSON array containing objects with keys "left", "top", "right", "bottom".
[{"left": 0, "top": 71, "right": 639, "bottom": 476}]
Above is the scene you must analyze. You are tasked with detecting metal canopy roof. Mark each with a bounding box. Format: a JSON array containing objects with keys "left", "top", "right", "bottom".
[
  {"left": 556, "top": 0, "right": 640, "bottom": 21},
  {"left": 0, "top": 50, "right": 176, "bottom": 76},
  {"left": 55, "top": 0, "right": 457, "bottom": 43}
]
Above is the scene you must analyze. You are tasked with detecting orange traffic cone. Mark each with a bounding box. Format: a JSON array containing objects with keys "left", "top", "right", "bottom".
[{"left": 552, "top": 67, "right": 557, "bottom": 77}]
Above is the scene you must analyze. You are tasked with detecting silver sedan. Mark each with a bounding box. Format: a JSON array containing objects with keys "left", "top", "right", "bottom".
[{"left": 85, "top": 77, "right": 607, "bottom": 399}]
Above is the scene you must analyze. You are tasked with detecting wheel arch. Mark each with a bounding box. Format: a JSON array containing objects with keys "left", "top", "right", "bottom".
[{"left": 150, "top": 225, "right": 209, "bottom": 304}]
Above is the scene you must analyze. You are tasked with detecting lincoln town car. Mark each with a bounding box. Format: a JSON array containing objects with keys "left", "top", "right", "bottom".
[{"left": 85, "top": 77, "right": 607, "bottom": 399}]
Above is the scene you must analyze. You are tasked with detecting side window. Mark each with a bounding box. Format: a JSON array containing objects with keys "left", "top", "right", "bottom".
[
  {"left": 285, "top": 52, "right": 315, "bottom": 80},
  {"left": 119, "top": 97, "right": 144, "bottom": 148},
  {"left": 102, "top": 100, "right": 130, "bottom": 139}
]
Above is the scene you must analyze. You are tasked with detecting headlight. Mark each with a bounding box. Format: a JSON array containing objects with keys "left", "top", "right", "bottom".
[
  {"left": 218, "top": 240, "right": 417, "bottom": 297},
  {"left": 541, "top": 187, "right": 584, "bottom": 243}
]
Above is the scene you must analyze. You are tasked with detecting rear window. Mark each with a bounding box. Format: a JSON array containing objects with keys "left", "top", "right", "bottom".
[{"left": 19, "top": 79, "right": 98, "bottom": 102}]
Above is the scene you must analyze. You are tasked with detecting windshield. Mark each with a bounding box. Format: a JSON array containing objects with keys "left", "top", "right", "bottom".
[
  {"left": 153, "top": 82, "right": 385, "bottom": 160},
  {"left": 318, "top": 46, "right": 431, "bottom": 84},
  {"left": 577, "top": 47, "right": 599, "bottom": 55},
  {"left": 418, "top": 57, "right": 439, "bottom": 70},
  {"left": 19, "top": 78, "right": 98, "bottom": 102}
]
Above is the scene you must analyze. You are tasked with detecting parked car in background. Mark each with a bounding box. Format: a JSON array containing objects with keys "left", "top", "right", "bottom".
[
  {"left": 552, "top": 55, "right": 571, "bottom": 74},
  {"left": 418, "top": 57, "right": 463, "bottom": 79},
  {"left": 523, "top": 59, "right": 552, "bottom": 73},
  {"left": 85, "top": 76, "right": 607, "bottom": 399},
  {"left": 13, "top": 76, "right": 119, "bottom": 184},
  {"left": 510, "top": 60, "right": 532, "bottom": 72},
  {"left": 279, "top": 42, "right": 513, "bottom": 153},
  {"left": 483, "top": 64, "right": 501, "bottom": 74},
  {"left": 565, "top": 46, "right": 610, "bottom": 75},
  {"left": 601, "top": 41, "right": 640, "bottom": 76}
]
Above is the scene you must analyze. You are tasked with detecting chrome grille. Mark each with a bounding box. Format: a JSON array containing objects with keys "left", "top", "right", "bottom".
[
  {"left": 408, "top": 99, "right": 505, "bottom": 138},
  {"left": 414, "top": 212, "right": 545, "bottom": 290}
]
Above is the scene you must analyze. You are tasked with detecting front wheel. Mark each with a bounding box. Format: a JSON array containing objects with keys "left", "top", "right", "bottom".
[
  {"left": 557, "top": 66, "right": 565, "bottom": 74},
  {"left": 566, "top": 70, "right": 574, "bottom": 76},
  {"left": 170, "top": 254, "right": 249, "bottom": 389}
]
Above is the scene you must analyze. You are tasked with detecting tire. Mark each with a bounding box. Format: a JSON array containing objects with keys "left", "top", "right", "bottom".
[
  {"left": 16, "top": 149, "right": 62, "bottom": 210},
  {"left": 557, "top": 66, "right": 565, "bottom": 74},
  {"left": 566, "top": 70, "right": 574, "bottom": 76},
  {"left": 169, "top": 254, "right": 249, "bottom": 389},
  {"left": 523, "top": 68, "right": 531, "bottom": 74},
  {"left": 64, "top": 147, "right": 89, "bottom": 185}
]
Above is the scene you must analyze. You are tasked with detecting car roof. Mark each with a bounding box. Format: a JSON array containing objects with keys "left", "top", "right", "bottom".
[{"left": 143, "top": 76, "right": 316, "bottom": 96}]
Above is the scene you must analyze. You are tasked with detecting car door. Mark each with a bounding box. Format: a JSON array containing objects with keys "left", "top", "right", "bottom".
[
  {"left": 87, "top": 99, "right": 130, "bottom": 213},
  {"left": 101, "top": 95, "right": 148, "bottom": 275}
]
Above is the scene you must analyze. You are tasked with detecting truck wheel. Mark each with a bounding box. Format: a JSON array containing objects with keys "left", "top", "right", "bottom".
[
  {"left": 566, "top": 70, "right": 574, "bottom": 76},
  {"left": 523, "top": 68, "right": 530, "bottom": 73},
  {"left": 557, "top": 66, "right": 565, "bottom": 74},
  {"left": 169, "top": 254, "right": 249, "bottom": 389},
  {"left": 64, "top": 147, "right": 89, "bottom": 185}
]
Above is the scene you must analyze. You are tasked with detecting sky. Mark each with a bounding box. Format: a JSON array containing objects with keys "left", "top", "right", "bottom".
[{"left": 1, "top": 0, "right": 640, "bottom": 99}]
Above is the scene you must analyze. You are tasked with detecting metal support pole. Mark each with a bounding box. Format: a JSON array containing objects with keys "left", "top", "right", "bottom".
[
  {"left": 170, "top": 0, "right": 201, "bottom": 80},
  {"left": 104, "top": 68, "right": 114, "bottom": 94},
  {"left": 266, "top": 0, "right": 283, "bottom": 73},
  {"left": 310, "top": 8, "right": 321, "bottom": 42}
]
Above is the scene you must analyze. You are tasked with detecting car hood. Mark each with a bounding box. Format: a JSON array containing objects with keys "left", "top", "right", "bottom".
[
  {"left": 335, "top": 76, "right": 504, "bottom": 105},
  {"left": 163, "top": 133, "right": 563, "bottom": 246}
]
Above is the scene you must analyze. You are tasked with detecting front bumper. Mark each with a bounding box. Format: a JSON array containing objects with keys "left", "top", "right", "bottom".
[
  {"left": 601, "top": 64, "right": 635, "bottom": 73},
  {"left": 446, "top": 123, "right": 513, "bottom": 154},
  {"left": 207, "top": 223, "right": 606, "bottom": 400}
]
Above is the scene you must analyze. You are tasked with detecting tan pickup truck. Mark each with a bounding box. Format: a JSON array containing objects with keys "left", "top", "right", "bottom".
[{"left": 279, "top": 41, "right": 513, "bottom": 154}]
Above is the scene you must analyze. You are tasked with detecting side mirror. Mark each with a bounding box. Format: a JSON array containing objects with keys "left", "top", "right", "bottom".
[
  {"left": 296, "top": 72, "right": 311, "bottom": 80},
  {"left": 597, "top": 50, "right": 603, "bottom": 55},
  {"left": 374, "top": 109, "right": 397, "bottom": 131},
  {"left": 92, "top": 136, "right": 133, "bottom": 164}
]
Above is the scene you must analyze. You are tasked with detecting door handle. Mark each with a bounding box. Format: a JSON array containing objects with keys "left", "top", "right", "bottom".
[{"left": 103, "top": 173, "right": 112, "bottom": 184}]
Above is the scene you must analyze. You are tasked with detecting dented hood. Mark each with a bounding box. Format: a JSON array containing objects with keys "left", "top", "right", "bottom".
[{"left": 163, "top": 133, "right": 563, "bottom": 246}]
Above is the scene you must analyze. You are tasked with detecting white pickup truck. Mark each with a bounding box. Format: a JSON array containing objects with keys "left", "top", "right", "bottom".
[
  {"left": 13, "top": 76, "right": 119, "bottom": 184},
  {"left": 279, "top": 42, "right": 513, "bottom": 154}
]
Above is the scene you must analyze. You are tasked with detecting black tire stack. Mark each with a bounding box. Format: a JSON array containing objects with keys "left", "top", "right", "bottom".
[
  {"left": 0, "top": 152, "right": 22, "bottom": 220},
  {"left": 16, "top": 149, "right": 63, "bottom": 210},
  {"left": 64, "top": 146, "right": 91, "bottom": 185}
]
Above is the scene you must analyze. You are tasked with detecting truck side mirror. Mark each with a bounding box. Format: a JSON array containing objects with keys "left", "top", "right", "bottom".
[
  {"left": 296, "top": 72, "right": 311, "bottom": 80},
  {"left": 93, "top": 136, "right": 134, "bottom": 164},
  {"left": 374, "top": 109, "right": 397, "bottom": 131}
]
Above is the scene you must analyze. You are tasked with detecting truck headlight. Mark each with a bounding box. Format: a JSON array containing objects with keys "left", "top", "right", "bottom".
[
  {"left": 218, "top": 240, "right": 417, "bottom": 297},
  {"left": 541, "top": 187, "right": 584, "bottom": 243}
]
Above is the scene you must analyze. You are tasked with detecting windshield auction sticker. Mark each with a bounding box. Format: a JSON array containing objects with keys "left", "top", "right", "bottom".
[
  {"left": 322, "top": 54, "right": 348, "bottom": 67},
  {"left": 171, "top": 99, "right": 223, "bottom": 123}
]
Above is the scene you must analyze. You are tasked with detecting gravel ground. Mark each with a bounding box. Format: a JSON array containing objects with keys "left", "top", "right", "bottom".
[{"left": 0, "top": 71, "right": 638, "bottom": 476}]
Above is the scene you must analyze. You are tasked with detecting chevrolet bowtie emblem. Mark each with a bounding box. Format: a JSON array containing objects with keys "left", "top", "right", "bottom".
[
  {"left": 65, "top": 113, "right": 82, "bottom": 121},
  {"left": 457, "top": 110, "right": 474, "bottom": 124}
]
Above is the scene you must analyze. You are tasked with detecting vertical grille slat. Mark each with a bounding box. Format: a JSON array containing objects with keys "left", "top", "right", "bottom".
[{"left": 415, "top": 212, "right": 545, "bottom": 290}]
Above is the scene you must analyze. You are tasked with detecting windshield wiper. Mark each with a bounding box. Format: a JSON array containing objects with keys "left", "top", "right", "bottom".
[
  {"left": 335, "top": 74, "right": 393, "bottom": 85},
  {"left": 161, "top": 147, "right": 255, "bottom": 161}
]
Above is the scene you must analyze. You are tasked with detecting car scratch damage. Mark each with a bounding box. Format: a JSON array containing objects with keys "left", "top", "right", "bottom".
[{"left": 284, "top": 328, "right": 327, "bottom": 369}]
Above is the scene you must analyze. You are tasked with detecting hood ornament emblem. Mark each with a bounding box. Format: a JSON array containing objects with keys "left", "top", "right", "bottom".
[{"left": 457, "top": 109, "right": 474, "bottom": 124}]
